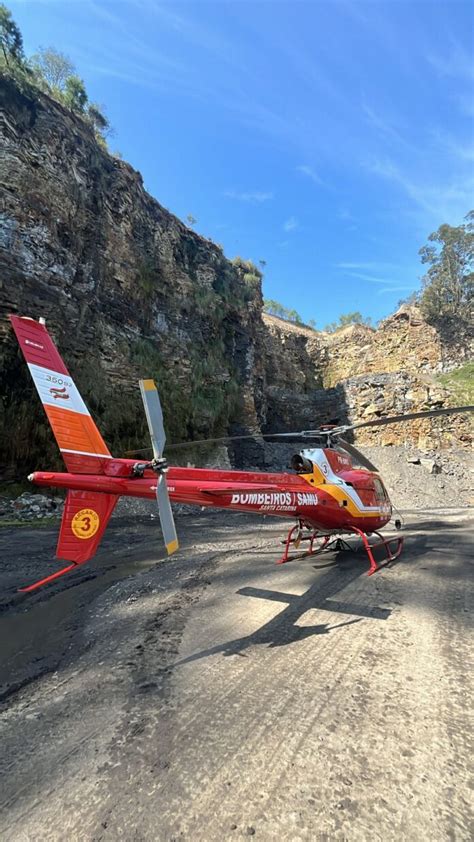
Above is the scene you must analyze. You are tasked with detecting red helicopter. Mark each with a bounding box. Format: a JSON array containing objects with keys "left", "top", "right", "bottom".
[{"left": 9, "top": 315, "right": 473, "bottom": 593}]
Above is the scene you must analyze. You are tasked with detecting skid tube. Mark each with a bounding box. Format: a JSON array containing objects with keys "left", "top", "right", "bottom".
[
  {"left": 277, "top": 521, "right": 403, "bottom": 574},
  {"left": 349, "top": 527, "right": 404, "bottom": 575}
]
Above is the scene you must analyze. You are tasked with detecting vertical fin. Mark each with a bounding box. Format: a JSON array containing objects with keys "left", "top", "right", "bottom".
[
  {"left": 19, "top": 490, "right": 119, "bottom": 592},
  {"left": 10, "top": 315, "right": 111, "bottom": 473}
]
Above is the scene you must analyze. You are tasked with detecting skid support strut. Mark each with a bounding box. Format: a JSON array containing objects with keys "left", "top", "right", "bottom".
[
  {"left": 19, "top": 560, "right": 81, "bottom": 593},
  {"left": 276, "top": 523, "right": 403, "bottom": 573},
  {"left": 277, "top": 521, "right": 329, "bottom": 564},
  {"left": 349, "top": 527, "right": 404, "bottom": 575}
]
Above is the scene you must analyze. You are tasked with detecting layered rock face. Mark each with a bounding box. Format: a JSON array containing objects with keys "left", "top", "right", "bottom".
[
  {"left": 0, "top": 77, "right": 266, "bottom": 478},
  {"left": 263, "top": 310, "right": 472, "bottom": 451},
  {"left": 0, "top": 76, "right": 471, "bottom": 482}
]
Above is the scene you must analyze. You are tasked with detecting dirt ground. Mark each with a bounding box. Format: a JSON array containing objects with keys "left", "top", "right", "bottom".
[{"left": 0, "top": 508, "right": 472, "bottom": 841}]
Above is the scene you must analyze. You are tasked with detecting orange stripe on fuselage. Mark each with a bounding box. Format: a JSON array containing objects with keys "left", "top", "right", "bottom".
[
  {"left": 299, "top": 472, "right": 381, "bottom": 518},
  {"left": 44, "top": 406, "right": 111, "bottom": 456}
]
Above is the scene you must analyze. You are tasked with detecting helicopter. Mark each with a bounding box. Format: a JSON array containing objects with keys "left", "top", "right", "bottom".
[{"left": 9, "top": 314, "right": 474, "bottom": 593}]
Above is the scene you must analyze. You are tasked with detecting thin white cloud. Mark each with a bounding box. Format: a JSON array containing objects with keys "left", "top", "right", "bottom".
[
  {"left": 376, "top": 286, "right": 415, "bottom": 295},
  {"left": 336, "top": 266, "right": 418, "bottom": 296},
  {"left": 224, "top": 190, "right": 274, "bottom": 203},
  {"left": 456, "top": 94, "right": 474, "bottom": 119},
  {"left": 336, "top": 261, "right": 397, "bottom": 271},
  {"left": 432, "top": 130, "right": 474, "bottom": 162},
  {"left": 297, "top": 165, "right": 323, "bottom": 185},
  {"left": 283, "top": 216, "right": 298, "bottom": 232},
  {"left": 366, "top": 156, "right": 474, "bottom": 223},
  {"left": 337, "top": 208, "right": 355, "bottom": 222},
  {"left": 347, "top": 272, "right": 398, "bottom": 285},
  {"left": 427, "top": 38, "right": 474, "bottom": 81},
  {"left": 361, "top": 102, "right": 407, "bottom": 147}
]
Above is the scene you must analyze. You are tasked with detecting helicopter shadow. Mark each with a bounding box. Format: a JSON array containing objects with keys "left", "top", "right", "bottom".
[{"left": 172, "top": 561, "right": 391, "bottom": 668}]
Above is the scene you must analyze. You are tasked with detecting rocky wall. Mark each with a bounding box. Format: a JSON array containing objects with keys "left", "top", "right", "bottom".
[{"left": 0, "top": 76, "right": 266, "bottom": 479}]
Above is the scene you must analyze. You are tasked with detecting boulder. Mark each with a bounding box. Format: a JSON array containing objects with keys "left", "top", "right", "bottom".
[{"left": 420, "top": 458, "right": 442, "bottom": 474}]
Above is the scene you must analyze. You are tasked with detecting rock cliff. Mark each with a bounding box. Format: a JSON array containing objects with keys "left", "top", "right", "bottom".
[
  {"left": 262, "top": 310, "right": 472, "bottom": 451},
  {"left": 0, "top": 75, "right": 267, "bottom": 478},
  {"left": 0, "top": 75, "right": 471, "bottom": 482}
]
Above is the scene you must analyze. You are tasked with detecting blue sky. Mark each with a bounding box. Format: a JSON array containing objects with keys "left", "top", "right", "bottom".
[{"left": 11, "top": 0, "right": 474, "bottom": 327}]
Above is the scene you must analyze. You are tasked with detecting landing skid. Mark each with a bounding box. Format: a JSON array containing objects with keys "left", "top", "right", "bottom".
[{"left": 278, "top": 521, "right": 403, "bottom": 575}]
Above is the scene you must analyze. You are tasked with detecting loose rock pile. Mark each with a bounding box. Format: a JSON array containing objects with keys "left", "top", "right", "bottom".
[
  {"left": 0, "top": 492, "right": 64, "bottom": 522},
  {"left": 362, "top": 446, "right": 473, "bottom": 510}
]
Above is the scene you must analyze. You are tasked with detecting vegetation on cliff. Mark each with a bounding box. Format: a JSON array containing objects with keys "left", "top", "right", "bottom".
[
  {"left": 263, "top": 299, "right": 304, "bottom": 325},
  {"left": 437, "top": 363, "right": 474, "bottom": 407},
  {"left": 419, "top": 211, "right": 473, "bottom": 330},
  {"left": 323, "top": 312, "right": 374, "bottom": 333},
  {"left": 263, "top": 301, "right": 373, "bottom": 334},
  {"left": 0, "top": 3, "right": 109, "bottom": 143}
]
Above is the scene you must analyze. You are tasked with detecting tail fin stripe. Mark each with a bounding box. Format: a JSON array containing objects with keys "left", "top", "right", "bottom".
[
  {"left": 44, "top": 406, "right": 111, "bottom": 456},
  {"left": 27, "top": 363, "right": 90, "bottom": 415},
  {"left": 61, "top": 448, "right": 113, "bottom": 458}
]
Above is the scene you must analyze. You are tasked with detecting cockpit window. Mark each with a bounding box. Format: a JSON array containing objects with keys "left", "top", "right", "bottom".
[{"left": 373, "top": 478, "right": 388, "bottom": 502}]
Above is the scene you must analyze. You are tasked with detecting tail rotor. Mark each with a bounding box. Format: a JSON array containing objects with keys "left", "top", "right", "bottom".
[{"left": 139, "top": 379, "right": 179, "bottom": 555}]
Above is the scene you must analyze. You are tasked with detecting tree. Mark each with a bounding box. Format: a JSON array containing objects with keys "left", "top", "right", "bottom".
[
  {"left": 288, "top": 308, "right": 303, "bottom": 324},
  {"left": 186, "top": 214, "right": 197, "bottom": 227},
  {"left": 87, "top": 102, "right": 110, "bottom": 137},
  {"left": 0, "top": 3, "right": 24, "bottom": 66},
  {"left": 324, "top": 311, "right": 372, "bottom": 332},
  {"left": 30, "top": 46, "right": 75, "bottom": 90},
  {"left": 397, "top": 291, "right": 419, "bottom": 308},
  {"left": 419, "top": 211, "right": 473, "bottom": 326},
  {"left": 263, "top": 299, "right": 303, "bottom": 324},
  {"left": 63, "top": 75, "right": 88, "bottom": 112}
]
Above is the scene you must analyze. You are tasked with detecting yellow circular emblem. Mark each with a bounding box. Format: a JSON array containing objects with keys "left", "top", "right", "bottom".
[{"left": 71, "top": 508, "right": 100, "bottom": 540}]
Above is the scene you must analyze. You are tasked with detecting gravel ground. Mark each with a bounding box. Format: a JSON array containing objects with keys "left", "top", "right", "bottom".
[
  {"left": 0, "top": 507, "right": 472, "bottom": 840},
  {"left": 362, "top": 446, "right": 473, "bottom": 510}
]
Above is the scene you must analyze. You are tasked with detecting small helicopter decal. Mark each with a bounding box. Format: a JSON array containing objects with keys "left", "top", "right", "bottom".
[{"left": 9, "top": 315, "right": 474, "bottom": 593}]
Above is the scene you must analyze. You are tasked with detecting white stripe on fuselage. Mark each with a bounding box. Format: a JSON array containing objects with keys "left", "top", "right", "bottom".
[{"left": 302, "top": 448, "right": 382, "bottom": 514}]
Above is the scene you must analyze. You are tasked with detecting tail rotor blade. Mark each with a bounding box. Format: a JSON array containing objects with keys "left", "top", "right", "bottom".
[
  {"left": 139, "top": 379, "right": 166, "bottom": 459},
  {"left": 156, "top": 473, "right": 179, "bottom": 555},
  {"left": 139, "top": 378, "right": 179, "bottom": 556}
]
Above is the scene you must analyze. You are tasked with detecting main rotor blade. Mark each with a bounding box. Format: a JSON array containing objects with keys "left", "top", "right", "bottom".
[
  {"left": 139, "top": 379, "right": 166, "bottom": 458},
  {"left": 345, "top": 404, "right": 474, "bottom": 432},
  {"left": 123, "top": 404, "right": 474, "bottom": 458},
  {"left": 156, "top": 473, "right": 179, "bottom": 555},
  {"left": 123, "top": 433, "right": 261, "bottom": 457},
  {"left": 338, "top": 438, "right": 379, "bottom": 472},
  {"left": 164, "top": 431, "right": 310, "bottom": 452},
  {"left": 123, "top": 431, "right": 330, "bottom": 457}
]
